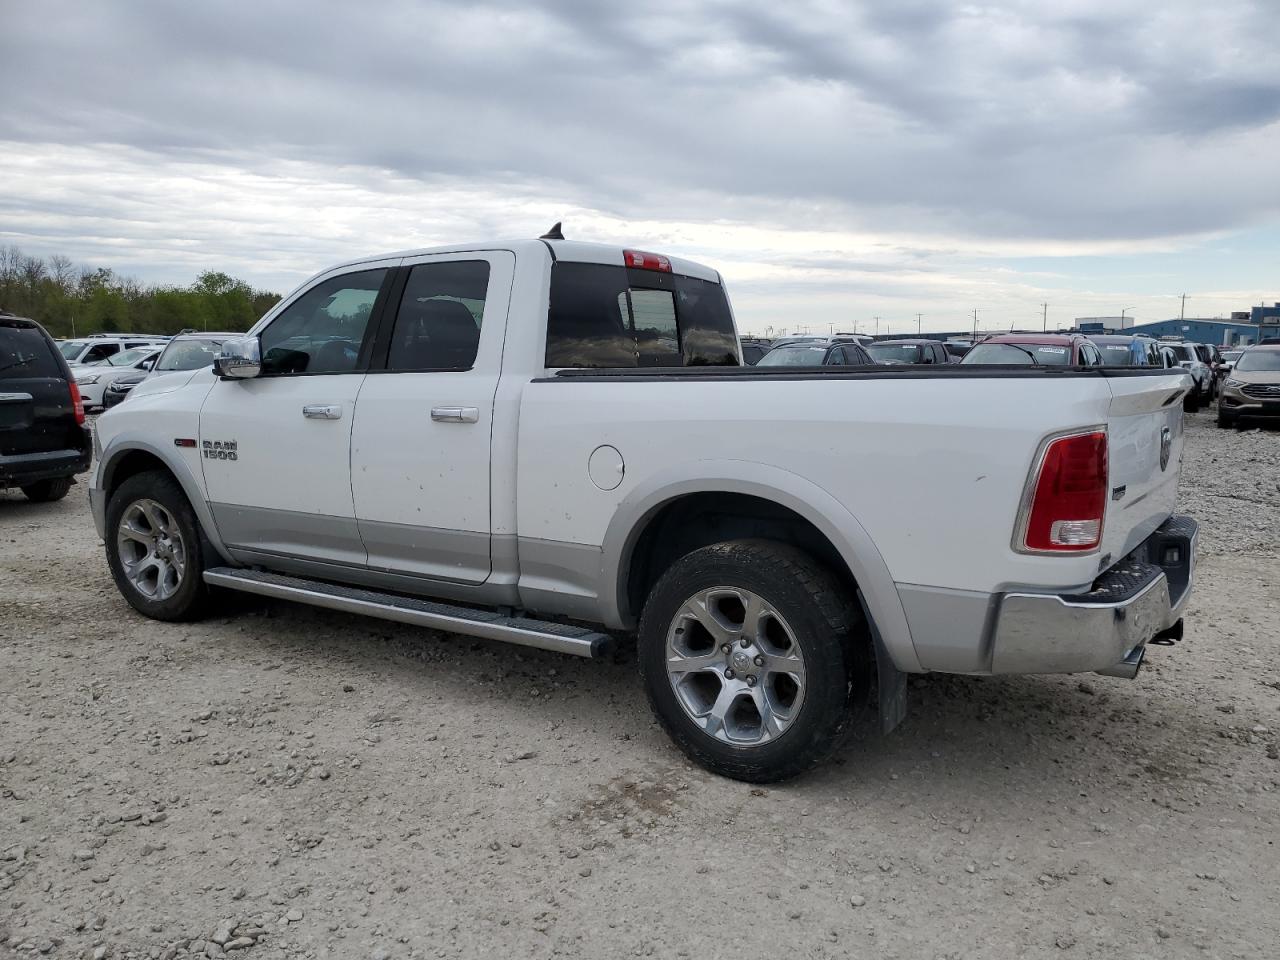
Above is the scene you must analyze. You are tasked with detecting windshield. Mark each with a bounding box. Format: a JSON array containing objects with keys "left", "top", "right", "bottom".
[
  {"left": 1097, "top": 344, "right": 1135, "bottom": 366},
  {"left": 58, "top": 340, "right": 88, "bottom": 360},
  {"left": 1168, "top": 345, "right": 1194, "bottom": 361},
  {"left": 868, "top": 343, "right": 921, "bottom": 363},
  {"left": 1235, "top": 350, "right": 1280, "bottom": 372},
  {"left": 757, "top": 345, "right": 829, "bottom": 366},
  {"left": 1222, "top": 350, "right": 1243, "bottom": 361},
  {"left": 962, "top": 342, "right": 1071, "bottom": 365},
  {"left": 107, "top": 347, "right": 153, "bottom": 367},
  {"left": 156, "top": 338, "right": 225, "bottom": 371}
]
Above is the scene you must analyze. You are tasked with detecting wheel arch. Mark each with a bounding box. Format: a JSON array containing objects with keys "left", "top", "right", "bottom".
[
  {"left": 98, "top": 440, "right": 233, "bottom": 564},
  {"left": 600, "top": 461, "right": 922, "bottom": 673}
]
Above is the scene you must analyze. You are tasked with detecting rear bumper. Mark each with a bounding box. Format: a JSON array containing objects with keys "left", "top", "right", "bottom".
[
  {"left": 989, "top": 515, "right": 1197, "bottom": 676},
  {"left": 0, "top": 437, "right": 92, "bottom": 488}
]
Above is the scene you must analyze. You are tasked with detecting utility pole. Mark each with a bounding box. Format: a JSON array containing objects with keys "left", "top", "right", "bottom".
[
  {"left": 874, "top": 316, "right": 880, "bottom": 337},
  {"left": 972, "top": 308, "right": 978, "bottom": 341},
  {"left": 1041, "top": 302, "right": 1048, "bottom": 332},
  {"left": 1180, "top": 293, "right": 1186, "bottom": 322},
  {"left": 916, "top": 313, "right": 922, "bottom": 335}
]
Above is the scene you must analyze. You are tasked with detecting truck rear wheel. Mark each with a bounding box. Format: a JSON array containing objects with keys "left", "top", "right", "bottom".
[
  {"left": 638, "top": 539, "right": 871, "bottom": 783},
  {"left": 105, "top": 470, "right": 210, "bottom": 622}
]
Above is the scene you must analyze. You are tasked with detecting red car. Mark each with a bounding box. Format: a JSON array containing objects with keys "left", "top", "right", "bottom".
[{"left": 960, "top": 333, "right": 1105, "bottom": 367}]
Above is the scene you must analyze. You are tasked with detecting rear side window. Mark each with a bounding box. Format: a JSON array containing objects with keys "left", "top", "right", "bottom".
[
  {"left": 386, "top": 261, "right": 490, "bottom": 371},
  {"left": 546, "top": 262, "right": 738, "bottom": 368},
  {"left": 0, "top": 322, "right": 61, "bottom": 380}
]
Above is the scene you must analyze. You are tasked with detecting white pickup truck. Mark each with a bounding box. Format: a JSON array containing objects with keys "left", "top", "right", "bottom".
[{"left": 90, "top": 235, "right": 1198, "bottom": 782}]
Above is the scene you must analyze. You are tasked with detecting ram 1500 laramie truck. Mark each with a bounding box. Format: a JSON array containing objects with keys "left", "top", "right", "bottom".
[{"left": 90, "top": 238, "right": 1198, "bottom": 782}]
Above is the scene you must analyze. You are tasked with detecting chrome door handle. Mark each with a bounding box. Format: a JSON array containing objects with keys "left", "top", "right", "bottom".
[
  {"left": 302, "top": 404, "right": 342, "bottom": 420},
  {"left": 430, "top": 406, "right": 479, "bottom": 423}
]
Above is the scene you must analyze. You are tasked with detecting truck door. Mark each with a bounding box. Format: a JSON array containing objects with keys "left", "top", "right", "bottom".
[
  {"left": 198, "top": 265, "right": 395, "bottom": 567},
  {"left": 349, "top": 251, "right": 514, "bottom": 584}
]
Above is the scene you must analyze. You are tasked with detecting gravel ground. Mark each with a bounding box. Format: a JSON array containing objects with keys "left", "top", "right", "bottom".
[{"left": 2, "top": 411, "right": 1278, "bottom": 960}]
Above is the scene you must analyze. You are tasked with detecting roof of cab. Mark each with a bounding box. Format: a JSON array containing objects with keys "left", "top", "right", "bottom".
[{"left": 320, "top": 238, "right": 722, "bottom": 284}]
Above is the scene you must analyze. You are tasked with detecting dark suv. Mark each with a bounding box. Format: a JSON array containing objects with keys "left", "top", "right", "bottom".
[{"left": 0, "top": 312, "right": 92, "bottom": 502}]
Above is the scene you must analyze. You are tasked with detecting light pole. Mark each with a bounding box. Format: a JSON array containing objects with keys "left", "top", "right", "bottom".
[
  {"left": 1119, "top": 307, "right": 1132, "bottom": 330},
  {"left": 1041, "top": 302, "right": 1048, "bottom": 332},
  {"left": 874, "top": 316, "right": 880, "bottom": 337},
  {"left": 916, "top": 313, "right": 922, "bottom": 335}
]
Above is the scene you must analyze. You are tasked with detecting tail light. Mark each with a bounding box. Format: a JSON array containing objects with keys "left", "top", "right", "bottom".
[
  {"left": 1016, "top": 429, "right": 1108, "bottom": 552},
  {"left": 69, "top": 381, "right": 86, "bottom": 426},
  {"left": 623, "top": 249, "right": 672, "bottom": 273}
]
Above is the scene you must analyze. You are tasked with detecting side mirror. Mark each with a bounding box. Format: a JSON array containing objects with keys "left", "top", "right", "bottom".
[
  {"left": 140, "top": 359, "right": 154, "bottom": 371},
  {"left": 216, "top": 337, "right": 262, "bottom": 379}
]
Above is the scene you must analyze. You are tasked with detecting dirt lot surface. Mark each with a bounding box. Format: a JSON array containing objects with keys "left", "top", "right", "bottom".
[{"left": 2, "top": 412, "right": 1278, "bottom": 960}]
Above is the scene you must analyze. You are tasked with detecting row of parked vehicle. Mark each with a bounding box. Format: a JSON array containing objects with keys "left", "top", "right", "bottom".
[
  {"left": 739, "top": 329, "right": 1265, "bottom": 418},
  {"left": 0, "top": 318, "right": 232, "bottom": 502}
]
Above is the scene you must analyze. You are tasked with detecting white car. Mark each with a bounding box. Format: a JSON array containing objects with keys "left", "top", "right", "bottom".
[
  {"left": 1160, "top": 340, "right": 1213, "bottom": 407},
  {"left": 73, "top": 347, "right": 162, "bottom": 409},
  {"left": 59, "top": 335, "right": 169, "bottom": 367},
  {"left": 90, "top": 235, "right": 1198, "bottom": 783}
]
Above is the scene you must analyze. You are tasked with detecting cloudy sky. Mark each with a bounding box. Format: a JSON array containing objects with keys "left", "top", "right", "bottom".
[{"left": 3, "top": 0, "right": 1280, "bottom": 335}]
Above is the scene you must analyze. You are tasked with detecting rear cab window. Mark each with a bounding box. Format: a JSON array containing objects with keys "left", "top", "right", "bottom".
[
  {"left": 545, "top": 261, "right": 738, "bottom": 368},
  {"left": 1, "top": 320, "right": 61, "bottom": 380}
]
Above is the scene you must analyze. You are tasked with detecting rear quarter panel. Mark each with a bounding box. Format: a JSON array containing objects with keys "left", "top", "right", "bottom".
[{"left": 515, "top": 374, "right": 1124, "bottom": 600}]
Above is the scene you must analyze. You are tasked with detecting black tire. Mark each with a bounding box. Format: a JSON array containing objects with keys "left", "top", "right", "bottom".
[
  {"left": 20, "top": 477, "right": 73, "bottom": 502},
  {"left": 637, "top": 539, "right": 871, "bottom": 783},
  {"left": 105, "top": 470, "right": 210, "bottom": 621}
]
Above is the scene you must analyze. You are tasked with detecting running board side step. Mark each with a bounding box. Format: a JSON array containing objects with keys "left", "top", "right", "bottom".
[{"left": 203, "top": 567, "right": 611, "bottom": 659}]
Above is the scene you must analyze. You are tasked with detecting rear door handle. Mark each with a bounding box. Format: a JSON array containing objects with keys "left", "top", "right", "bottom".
[
  {"left": 302, "top": 404, "right": 342, "bottom": 420},
  {"left": 430, "top": 406, "right": 479, "bottom": 423}
]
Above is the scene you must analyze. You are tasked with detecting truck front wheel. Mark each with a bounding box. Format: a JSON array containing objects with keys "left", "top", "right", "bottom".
[
  {"left": 105, "top": 470, "right": 210, "bottom": 622},
  {"left": 638, "top": 539, "right": 871, "bottom": 783}
]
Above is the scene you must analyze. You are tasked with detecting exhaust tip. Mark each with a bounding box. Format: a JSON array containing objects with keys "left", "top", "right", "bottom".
[{"left": 1096, "top": 644, "right": 1145, "bottom": 680}]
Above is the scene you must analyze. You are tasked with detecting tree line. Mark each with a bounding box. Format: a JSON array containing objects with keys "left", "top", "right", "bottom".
[{"left": 0, "top": 246, "right": 282, "bottom": 339}]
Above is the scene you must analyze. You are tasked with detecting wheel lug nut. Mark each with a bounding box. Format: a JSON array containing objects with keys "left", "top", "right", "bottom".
[
  {"left": 740, "top": 637, "right": 751, "bottom": 648},
  {"left": 753, "top": 654, "right": 765, "bottom": 667},
  {"left": 746, "top": 675, "right": 757, "bottom": 687},
  {"left": 723, "top": 668, "right": 736, "bottom": 680},
  {"left": 720, "top": 644, "right": 732, "bottom": 655}
]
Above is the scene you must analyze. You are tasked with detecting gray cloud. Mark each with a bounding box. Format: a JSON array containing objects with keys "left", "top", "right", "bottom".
[
  {"left": 3, "top": 0, "right": 1280, "bottom": 335},
  {"left": 3, "top": 0, "right": 1280, "bottom": 245}
]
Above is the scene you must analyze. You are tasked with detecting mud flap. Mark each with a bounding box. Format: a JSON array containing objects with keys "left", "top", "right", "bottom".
[{"left": 857, "top": 590, "right": 909, "bottom": 734}]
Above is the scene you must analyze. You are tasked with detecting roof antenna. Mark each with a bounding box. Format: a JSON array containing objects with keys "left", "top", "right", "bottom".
[{"left": 539, "top": 221, "right": 565, "bottom": 240}]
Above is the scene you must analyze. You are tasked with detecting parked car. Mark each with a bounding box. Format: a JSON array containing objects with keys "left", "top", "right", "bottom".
[
  {"left": 739, "top": 338, "right": 771, "bottom": 365},
  {"left": 960, "top": 333, "right": 1104, "bottom": 366},
  {"left": 1219, "top": 349, "right": 1244, "bottom": 375},
  {"left": 101, "top": 370, "right": 148, "bottom": 409},
  {"left": 1159, "top": 340, "right": 1213, "bottom": 408},
  {"left": 1217, "top": 344, "right": 1280, "bottom": 428},
  {"left": 100, "top": 333, "right": 234, "bottom": 410},
  {"left": 768, "top": 335, "right": 827, "bottom": 348},
  {"left": 0, "top": 312, "right": 91, "bottom": 502},
  {"left": 1086, "top": 334, "right": 1160, "bottom": 367},
  {"left": 74, "top": 346, "right": 161, "bottom": 410},
  {"left": 941, "top": 341, "right": 971, "bottom": 362},
  {"left": 90, "top": 237, "right": 1197, "bottom": 783},
  {"left": 755, "top": 339, "right": 876, "bottom": 366},
  {"left": 866, "top": 339, "right": 949, "bottom": 365},
  {"left": 58, "top": 335, "right": 169, "bottom": 367},
  {"left": 831, "top": 333, "right": 875, "bottom": 348}
]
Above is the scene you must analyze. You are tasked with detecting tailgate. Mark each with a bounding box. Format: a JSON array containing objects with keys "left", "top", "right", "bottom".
[
  {"left": 1100, "top": 372, "right": 1191, "bottom": 562},
  {"left": 0, "top": 377, "right": 76, "bottom": 457}
]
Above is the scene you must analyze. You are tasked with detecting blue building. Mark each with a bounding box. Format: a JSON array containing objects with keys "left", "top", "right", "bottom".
[{"left": 1124, "top": 318, "right": 1270, "bottom": 346}]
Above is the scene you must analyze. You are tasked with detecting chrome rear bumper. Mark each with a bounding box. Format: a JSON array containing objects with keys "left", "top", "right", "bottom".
[{"left": 990, "top": 515, "right": 1197, "bottom": 676}]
